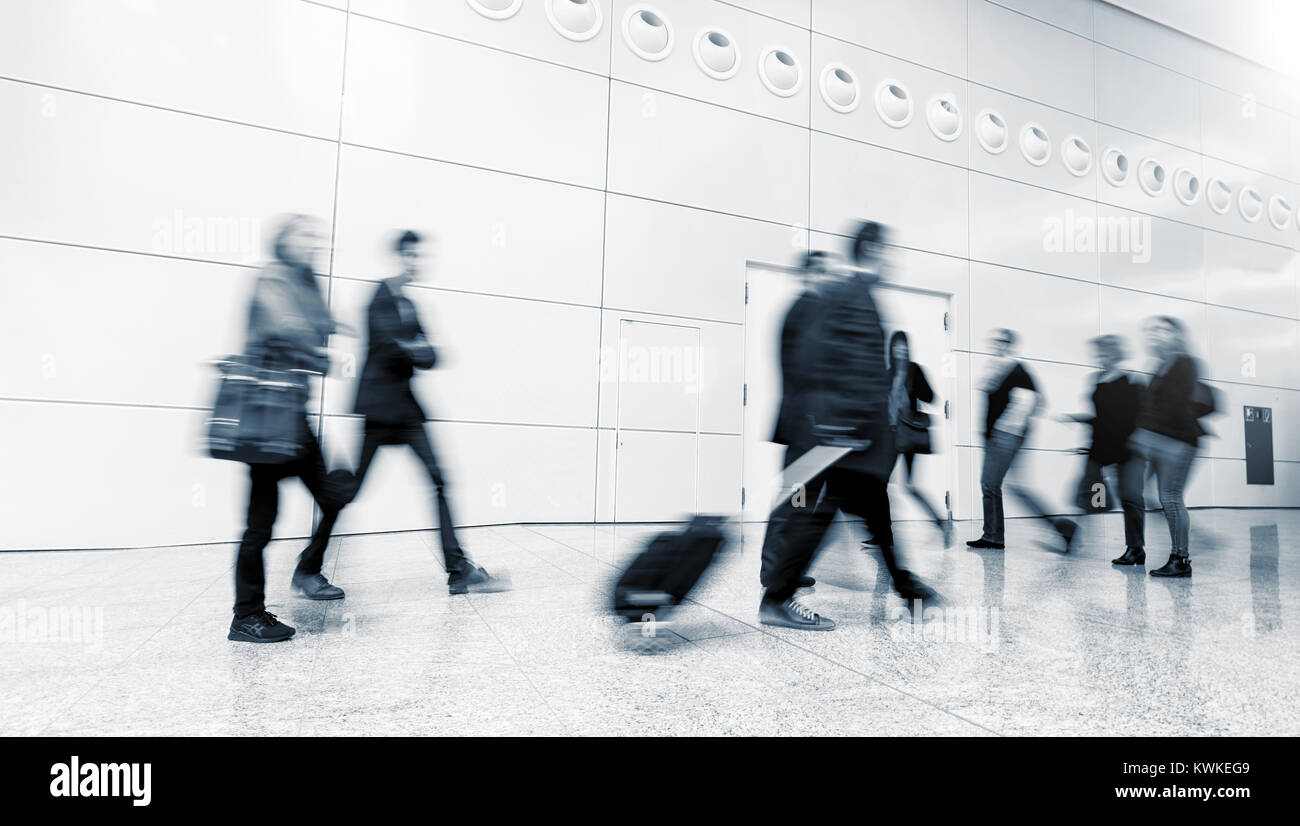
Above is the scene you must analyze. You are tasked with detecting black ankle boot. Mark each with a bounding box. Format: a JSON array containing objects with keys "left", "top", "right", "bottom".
[
  {"left": 1150, "top": 554, "right": 1191, "bottom": 578},
  {"left": 1111, "top": 546, "right": 1145, "bottom": 566}
]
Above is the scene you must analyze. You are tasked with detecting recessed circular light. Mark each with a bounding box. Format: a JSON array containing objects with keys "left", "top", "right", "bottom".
[
  {"left": 1101, "top": 147, "right": 1128, "bottom": 186},
  {"left": 1267, "top": 194, "right": 1292, "bottom": 229},
  {"left": 1238, "top": 186, "right": 1263, "bottom": 222},
  {"left": 622, "top": 6, "right": 672, "bottom": 61},
  {"left": 1172, "top": 168, "right": 1200, "bottom": 205},
  {"left": 1019, "top": 122, "right": 1050, "bottom": 166},
  {"left": 546, "top": 0, "right": 602, "bottom": 41},
  {"left": 758, "top": 46, "right": 802, "bottom": 97},
  {"left": 466, "top": 0, "right": 523, "bottom": 20},
  {"left": 1206, "top": 178, "right": 1232, "bottom": 214},
  {"left": 1061, "top": 135, "right": 1091, "bottom": 176},
  {"left": 693, "top": 28, "right": 739, "bottom": 80},
  {"left": 819, "top": 63, "right": 859, "bottom": 113},
  {"left": 874, "top": 79, "right": 912, "bottom": 127},
  {"left": 926, "top": 93, "right": 962, "bottom": 141},
  {"left": 1137, "top": 158, "right": 1165, "bottom": 196},
  {"left": 975, "top": 109, "right": 1007, "bottom": 153}
]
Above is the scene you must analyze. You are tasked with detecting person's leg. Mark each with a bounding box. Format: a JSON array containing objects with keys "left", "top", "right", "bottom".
[
  {"left": 1154, "top": 439, "right": 1195, "bottom": 557},
  {"left": 294, "top": 425, "right": 346, "bottom": 578},
  {"left": 974, "top": 434, "right": 1016, "bottom": 545},
  {"left": 902, "top": 451, "right": 950, "bottom": 546},
  {"left": 1117, "top": 455, "right": 1146, "bottom": 551},
  {"left": 762, "top": 472, "right": 833, "bottom": 604},
  {"left": 298, "top": 423, "right": 382, "bottom": 575},
  {"left": 235, "top": 464, "right": 280, "bottom": 617},
  {"left": 405, "top": 422, "right": 471, "bottom": 577}
]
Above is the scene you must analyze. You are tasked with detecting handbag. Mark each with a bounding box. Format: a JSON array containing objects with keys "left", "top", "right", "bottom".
[
  {"left": 895, "top": 408, "right": 932, "bottom": 455},
  {"left": 206, "top": 351, "right": 309, "bottom": 464}
]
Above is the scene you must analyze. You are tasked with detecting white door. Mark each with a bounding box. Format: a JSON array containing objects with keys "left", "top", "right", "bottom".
[
  {"left": 741, "top": 264, "right": 955, "bottom": 523},
  {"left": 613, "top": 319, "right": 702, "bottom": 522}
]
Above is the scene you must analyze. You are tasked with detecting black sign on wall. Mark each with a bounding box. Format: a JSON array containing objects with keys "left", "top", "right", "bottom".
[{"left": 1244, "top": 405, "right": 1274, "bottom": 485}]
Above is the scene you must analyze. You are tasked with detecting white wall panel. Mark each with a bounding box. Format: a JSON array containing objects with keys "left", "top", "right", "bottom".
[
  {"left": 332, "top": 145, "right": 604, "bottom": 305},
  {"left": 968, "top": 263, "right": 1100, "bottom": 365},
  {"left": 1203, "top": 232, "right": 1298, "bottom": 318},
  {"left": 969, "top": 173, "right": 1098, "bottom": 280},
  {"left": 810, "top": 131, "right": 968, "bottom": 258},
  {"left": 1201, "top": 382, "right": 1299, "bottom": 462},
  {"left": 323, "top": 279, "right": 601, "bottom": 427},
  {"left": 967, "top": 84, "right": 1099, "bottom": 200},
  {"left": 1197, "top": 155, "right": 1298, "bottom": 249},
  {"left": 1097, "top": 285, "right": 1210, "bottom": 369},
  {"left": 990, "top": 0, "right": 1093, "bottom": 35},
  {"left": 812, "top": 0, "right": 967, "bottom": 78},
  {"left": 0, "top": 0, "right": 346, "bottom": 137},
  {"left": 0, "top": 81, "right": 337, "bottom": 264},
  {"left": 698, "top": 433, "right": 743, "bottom": 516},
  {"left": 1203, "top": 304, "right": 1300, "bottom": 390},
  {"left": 1199, "top": 83, "right": 1300, "bottom": 184},
  {"left": 342, "top": 15, "right": 609, "bottom": 188},
  {"left": 969, "top": 0, "right": 1094, "bottom": 117},
  {"left": 1095, "top": 45, "right": 1200, "bottom": 152},
  {"left": 1096, "top": 204, "right": 1205, "bottom": 303},
  {"left": 1093, "top": 124, "right": 1202, "bottom": 227},
  {"left": 607, "top": 79, "right": 809, "bottom": 225},
  {"left": 726, "top": 0, "right": 811, "bottom": 29}
]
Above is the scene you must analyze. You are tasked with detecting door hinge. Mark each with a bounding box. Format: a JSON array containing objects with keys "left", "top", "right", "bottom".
[
  {"left": 945, "top": 491, "right": 950, "bottom": 510},
  {"left": 743, "top": 384, "right": 747, "bottom": 405},
  {"left": 741, "top": 487, "right": 746, "bottom": 506},
  {"left": 944, "top": 400, "right": 950, "bottom": 419},
  {"left": 943, "top": 311, "right": 949, "bottom": 331},
  {"left": 744, "top": 283, "right": 749, "bottom": 304}
]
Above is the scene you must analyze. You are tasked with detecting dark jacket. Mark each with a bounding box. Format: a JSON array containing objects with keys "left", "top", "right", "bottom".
[
  {"left": 983, "top": 361, "right": 1036, "bottom": 441},
  {"left": 771, "top": 288, "right": 824, "bottom": 446},
  {"left": 354, "top": 281, "right": 437, "bottom": 425},
  {"left": 892, "top": 361, "right": 934, "bottom": 415},
  {"left": 1137, "top": 354, "right": 1203, "bottom": 445},
  {"left": 1085, "top": 371, "right": 1143, "bottom": 464},
  {"left": 243, "top": 261, "right": 335, "bottom": 394},
  {"left": 797, "top": 272, "right": 895, "bottom": 479}
]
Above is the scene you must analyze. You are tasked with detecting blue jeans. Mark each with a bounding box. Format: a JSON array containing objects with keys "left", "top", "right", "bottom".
[
  {"left": 980, "top": 430, "right": 1068, "bottom": 544},
  {"left": 1133, "top": 429, "right": 1196, "bottom": 557}
]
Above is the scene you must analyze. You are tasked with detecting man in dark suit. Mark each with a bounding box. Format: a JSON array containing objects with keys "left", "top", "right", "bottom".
[
  {"left": 300, "top": 230, "right": 504, "bottom": 596},
  {"left": 758, "top": 223, "right": 935, "bottom": 631}
]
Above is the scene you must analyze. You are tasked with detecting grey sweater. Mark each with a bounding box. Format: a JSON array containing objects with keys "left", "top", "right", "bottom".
[{"left": 243, "top": 261, "right": 336, "bottom": 384}]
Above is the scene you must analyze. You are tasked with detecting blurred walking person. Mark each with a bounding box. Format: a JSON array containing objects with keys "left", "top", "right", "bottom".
[
  {"left": 305, "top": 230, "right": 504, "bottom": 595},
  {"left": 757, "top": 250, "right": 835, "bottom": 599},
  {"left": 966, "top": 329, "right": 1078, "bottom": 552},
  {"left": 1058, "top": 335, "right": 1145, "bottom": 564},
  {"left": 229, "top": 215, "right": 353, "bottom": 643},
  {"left": 885, "top": 330, "right": 953, "bottom": 547},
  {"left": 759, "top": 223, "right": 935, "bottom": 631},
  {"left": 1129, "top": 316, "right": 1206, "bottom": 577}
]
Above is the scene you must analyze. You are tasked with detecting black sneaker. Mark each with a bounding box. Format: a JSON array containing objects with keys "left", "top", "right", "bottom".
[
  {"left": 796, "top": 575, "right": 816, "bottom": 589},
  {"left": 1112, "top": 546, "right": 1146, "bottom": 566},
  {"left": 291, "top": 571, "right": 345, "bottom": 600},
  {"left": 893, "top": 570, "right": 938, "bottom": 603},
  {"left": 759, "top": 596, "right": 836, "bottom": 631},
  {"left": 966, "top": 537, "right": 1005, "bottom": 549},
  {"left": 1057, "top": 519, "right": 1078, "bottom": 552},
  {"left": 1150, "top": 555, "right": 1191, "bottom": 578},
  {"left": 448, "top": 563, "right": 511, "bottom": 595},
  {"left": 228, "top": 611, "right": 295, "bottom": 643}
]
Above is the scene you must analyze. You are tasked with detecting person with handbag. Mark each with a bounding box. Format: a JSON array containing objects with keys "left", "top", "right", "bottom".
[
  {"left": 965, "top": 329, "right": 1078, "bottom": 553},
  {"left": 1057, "top": 335, "right": 1145, "bottom": 565},
  {"left": 885, "top": 330, "right": 953, "bottom": 547},
  {"left": 229, "top": 214, "right": 355, "bottom": 643},
  {"left": 303, "top": 230, "right": 505, "bottom": 596},
  {"left": 1128, "top": 316, "right": 1204, "bottom": 578}
]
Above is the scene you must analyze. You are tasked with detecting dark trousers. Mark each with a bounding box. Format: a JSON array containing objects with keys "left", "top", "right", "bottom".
[
  {"left": 234, "top": 421, "right": 341, "bottom": 617},
  {"left": 303, "top": 419, "right": 467, "bottom": 580},
  {"left": 762, "top": 459, "right": 902, "bottom": 604},
  {"left": 980, "top": 430, "right": 1070, "bottom": 543},
  {"left": 1084, "top": 455, "right": 1146, "bottom": 549},
  {"left": 897, "top": 452, "right": 947, "bottom": 526}
]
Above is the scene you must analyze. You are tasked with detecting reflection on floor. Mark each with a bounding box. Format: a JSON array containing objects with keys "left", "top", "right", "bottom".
[{"left": 2, "top": 508, "right": 1297, "bottom": 736}]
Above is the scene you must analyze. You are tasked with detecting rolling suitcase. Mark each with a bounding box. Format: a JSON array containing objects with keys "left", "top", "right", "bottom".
[{"left": 612, "top": 515, "right": 728, "bottom": 627}]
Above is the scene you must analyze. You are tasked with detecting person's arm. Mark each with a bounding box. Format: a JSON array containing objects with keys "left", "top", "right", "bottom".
[
  {"left": 252, "top": 276, "right": 330, "bottom": 374},
  {"left": 369, "top": 292, "right": 414, "bottom": 378},
  {"left": 911, "top": 363, "right": 934, "bottom": 404},
  {"left": 398, "top": 307, "right": 437, "bottom": 370}
]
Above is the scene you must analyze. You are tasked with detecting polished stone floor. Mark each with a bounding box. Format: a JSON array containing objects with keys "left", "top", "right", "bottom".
[{"left": 2, "top": 508, "right": 1297, "bottom": 736}]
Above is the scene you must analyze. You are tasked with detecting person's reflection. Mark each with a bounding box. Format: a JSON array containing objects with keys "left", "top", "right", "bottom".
[
  {"left": 979, "top": 544, "right": 1004, "bottom": 609},
  {"left": 1249, "top": 524, "right": 1282, "bottom": 636},
  {"left": 1121, "top": 566, "right": 1147, "bottom": 631}
]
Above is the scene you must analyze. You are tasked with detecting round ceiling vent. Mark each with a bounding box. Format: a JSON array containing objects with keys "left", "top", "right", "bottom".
[
  {"left": 1061, "top": 135, "right": 1091, "bottom": 176},
  {"left": 466, "top": 0, "right": 523, "bottom": 20},
  {"left": 1267, "top": 194, "right": 1292, "bottom": 230},
  {"left": 1172, "top": 168, "right": 1200, "bottom": 205},
  {"left": 1137, "top": 158, "right": 1165, "bottom": 196},
  {"left": 1238, "top": 186, "right": 1263, "bottom": 222},
  {"left": 874, "top": 80, "right": 913, "bottom": 127},
  {"left": 693, "top": 28, "right": 739, "bottom": 79},
  {"left": 1019, "top": 123, "right": 1050, "bottom": 166},
  {"left": 546, "top": 0, "right": 602, "bottom": 41},
  {"left": 926, "top": 93, "right": 962, "bottom": 141},
  {"left": 1101, "top": 147, "right": 1128, "bottom": 186},
  {"left": 819, "top": 63, "right": 859, "bottom": 113},
  {"left": 758, "top": 47, "right": 802, "bottom": 96},
  {"left": 975, "top": 109, "right": 1007, "bottom": 153},
  {"left": 1206, "top": 178, "right": 1232, "bottom": 214},
  {"left": 622, "top": 6, "right": 672, "bottom": 60}
]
